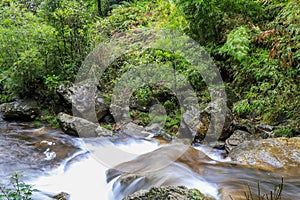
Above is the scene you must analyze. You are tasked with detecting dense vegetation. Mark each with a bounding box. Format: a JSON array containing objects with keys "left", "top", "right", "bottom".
[{"left": 0, "top": 0, "right": 299, "bottom": 136}]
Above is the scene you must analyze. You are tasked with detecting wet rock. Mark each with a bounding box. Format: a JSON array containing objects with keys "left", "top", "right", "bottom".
[
  {"left": 123, "top": 186, "right": 215, "bottom": 200},
  {"left": 203, "top": 100, "right": 233, "bottom": 141},
  {"left": 229, "top": 137, "right": 300, "bottom": 171},
  {"left": 121, "top": 122, "right": 168, "bottom": 140},
  {"left": 122, "top": 122, "right": 151, "bottom": 139},
  {"left": 0, "top": 100, "right": 38, "bottom": 121},
  {"left": 57, "top": 83, "right": 109, "bottom": 122},
  {"left": 57, "top": 112, "right": 115, "bottom": 137},
  {"left": 53, "top": 192, "right": 70, "bottom": 200},
  {"left": 225, "top": 130, "right": 255, "bottom": 152}
]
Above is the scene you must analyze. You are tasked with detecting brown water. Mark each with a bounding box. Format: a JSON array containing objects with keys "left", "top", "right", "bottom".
[
  {"left": 0, "top": 117, "right": 81, "bottom": 183},
  {"left": 0, "top": 116, "right": 299, "bottom": 200}
]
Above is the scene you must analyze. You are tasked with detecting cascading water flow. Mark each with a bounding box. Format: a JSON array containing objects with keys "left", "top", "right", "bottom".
[{"left": 0, "top": 119, "right": 299, "bottom": 200}]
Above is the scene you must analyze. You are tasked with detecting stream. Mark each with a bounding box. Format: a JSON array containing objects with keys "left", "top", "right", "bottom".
[{"left": 0, "top": 116, "right": 299, "bottom": 200}]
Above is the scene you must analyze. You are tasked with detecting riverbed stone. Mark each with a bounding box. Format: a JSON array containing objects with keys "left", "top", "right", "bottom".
[
  {"left": 0, "top": 100, "right": 38, "bottom": 121},
  {"left": 123, "top": 186, "right": 216, "bottom": 200},
  {"left": 57, "top": 112, "right": 115, "bottom": 137},
  {"left": 229, "top": 137, "right": 300, "bottom": 171},
  {"left": 57, "top": 83, "right": 109, "bottom": 122}
]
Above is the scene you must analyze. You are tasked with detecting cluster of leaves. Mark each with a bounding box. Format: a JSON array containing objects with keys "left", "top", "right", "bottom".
[{"left": 0, "top": 173, "right": 38, "bottom": 200}]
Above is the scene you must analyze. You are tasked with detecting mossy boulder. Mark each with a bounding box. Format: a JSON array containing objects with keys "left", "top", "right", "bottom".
[{"left": 123, "top": 186, "right": 215, "bottom": 200}]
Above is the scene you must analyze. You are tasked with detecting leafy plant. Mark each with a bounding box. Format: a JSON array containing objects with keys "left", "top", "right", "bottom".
[
  {"left": 0, "top": 173, "right": 38, "bottom": 200},
  {"left": 220, "top": 26, "right": 250, "bottom": 62}
]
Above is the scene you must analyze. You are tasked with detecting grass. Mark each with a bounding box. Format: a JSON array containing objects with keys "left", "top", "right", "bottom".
[{"left": 230, "top": 177, "right": 284, "bottom": 200}]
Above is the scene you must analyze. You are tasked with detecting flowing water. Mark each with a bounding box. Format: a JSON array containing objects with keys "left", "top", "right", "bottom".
[{"left": 0, "top": 116, "right": 299, "bottom": 200}]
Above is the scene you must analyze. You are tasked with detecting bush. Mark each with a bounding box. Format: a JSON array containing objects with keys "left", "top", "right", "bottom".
[
  {"left": 0, "top": 1, "right": 55, "bottom": 98},
  {"left": 0, "top": 0, "right": 96, "bottom": 103}
]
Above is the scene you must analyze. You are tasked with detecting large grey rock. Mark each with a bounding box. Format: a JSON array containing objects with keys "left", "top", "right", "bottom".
[
  {"left": 182, "top": 100, "right": 233, "bottom": 144},
  {"left": 123, "top": 186, "right": 215, "bottom": 200},
  {"left": 202, "top": 100, "right": 233, "bottom": 141},
  {"left": 0, "top": 100, "right": 38, "bottom": 121},
  {"left": 57, "top": 112, "right": 114, "bottom": 137},
  {"left": 229, "top": 137, "right": 300, "bottom": 171},
  {"left": 57, "top": 83, "right": 109, "bottom": 122}
]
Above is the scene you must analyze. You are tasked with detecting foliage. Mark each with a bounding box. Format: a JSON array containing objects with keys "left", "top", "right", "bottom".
[
  {"left": 39, "top": 0, "right": 95, "bottom": 81},
  {"left": 94, "top": 0, "right": 154, "bottom": 40},
  {"left": 151, "top": 0, "right": 187, "bottom": 31},
  {"left": 0, "top": 173, "right": 38, "bottom": 200},
  {"left": 0, "top": 1, "right": 55, "bottom": 98},
  {"left": 0, "top": 0, "right": 96, "bottom": 104},
  {"left": 229, "top": 0, "right": 300, "bottom": 131},
  {"left": 38, "top": 109, "right": 59, "bottom": 127},
  {"left": 0, "top": 0, "right": 299, "bottom": 136},
  {"left": 174, "top": 0, "right": 262, "bottom": 45}
]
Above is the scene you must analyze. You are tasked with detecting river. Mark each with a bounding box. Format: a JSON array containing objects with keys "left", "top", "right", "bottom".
[{"left": 0, "top": 116, "right": 299, "bottom": 200}]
